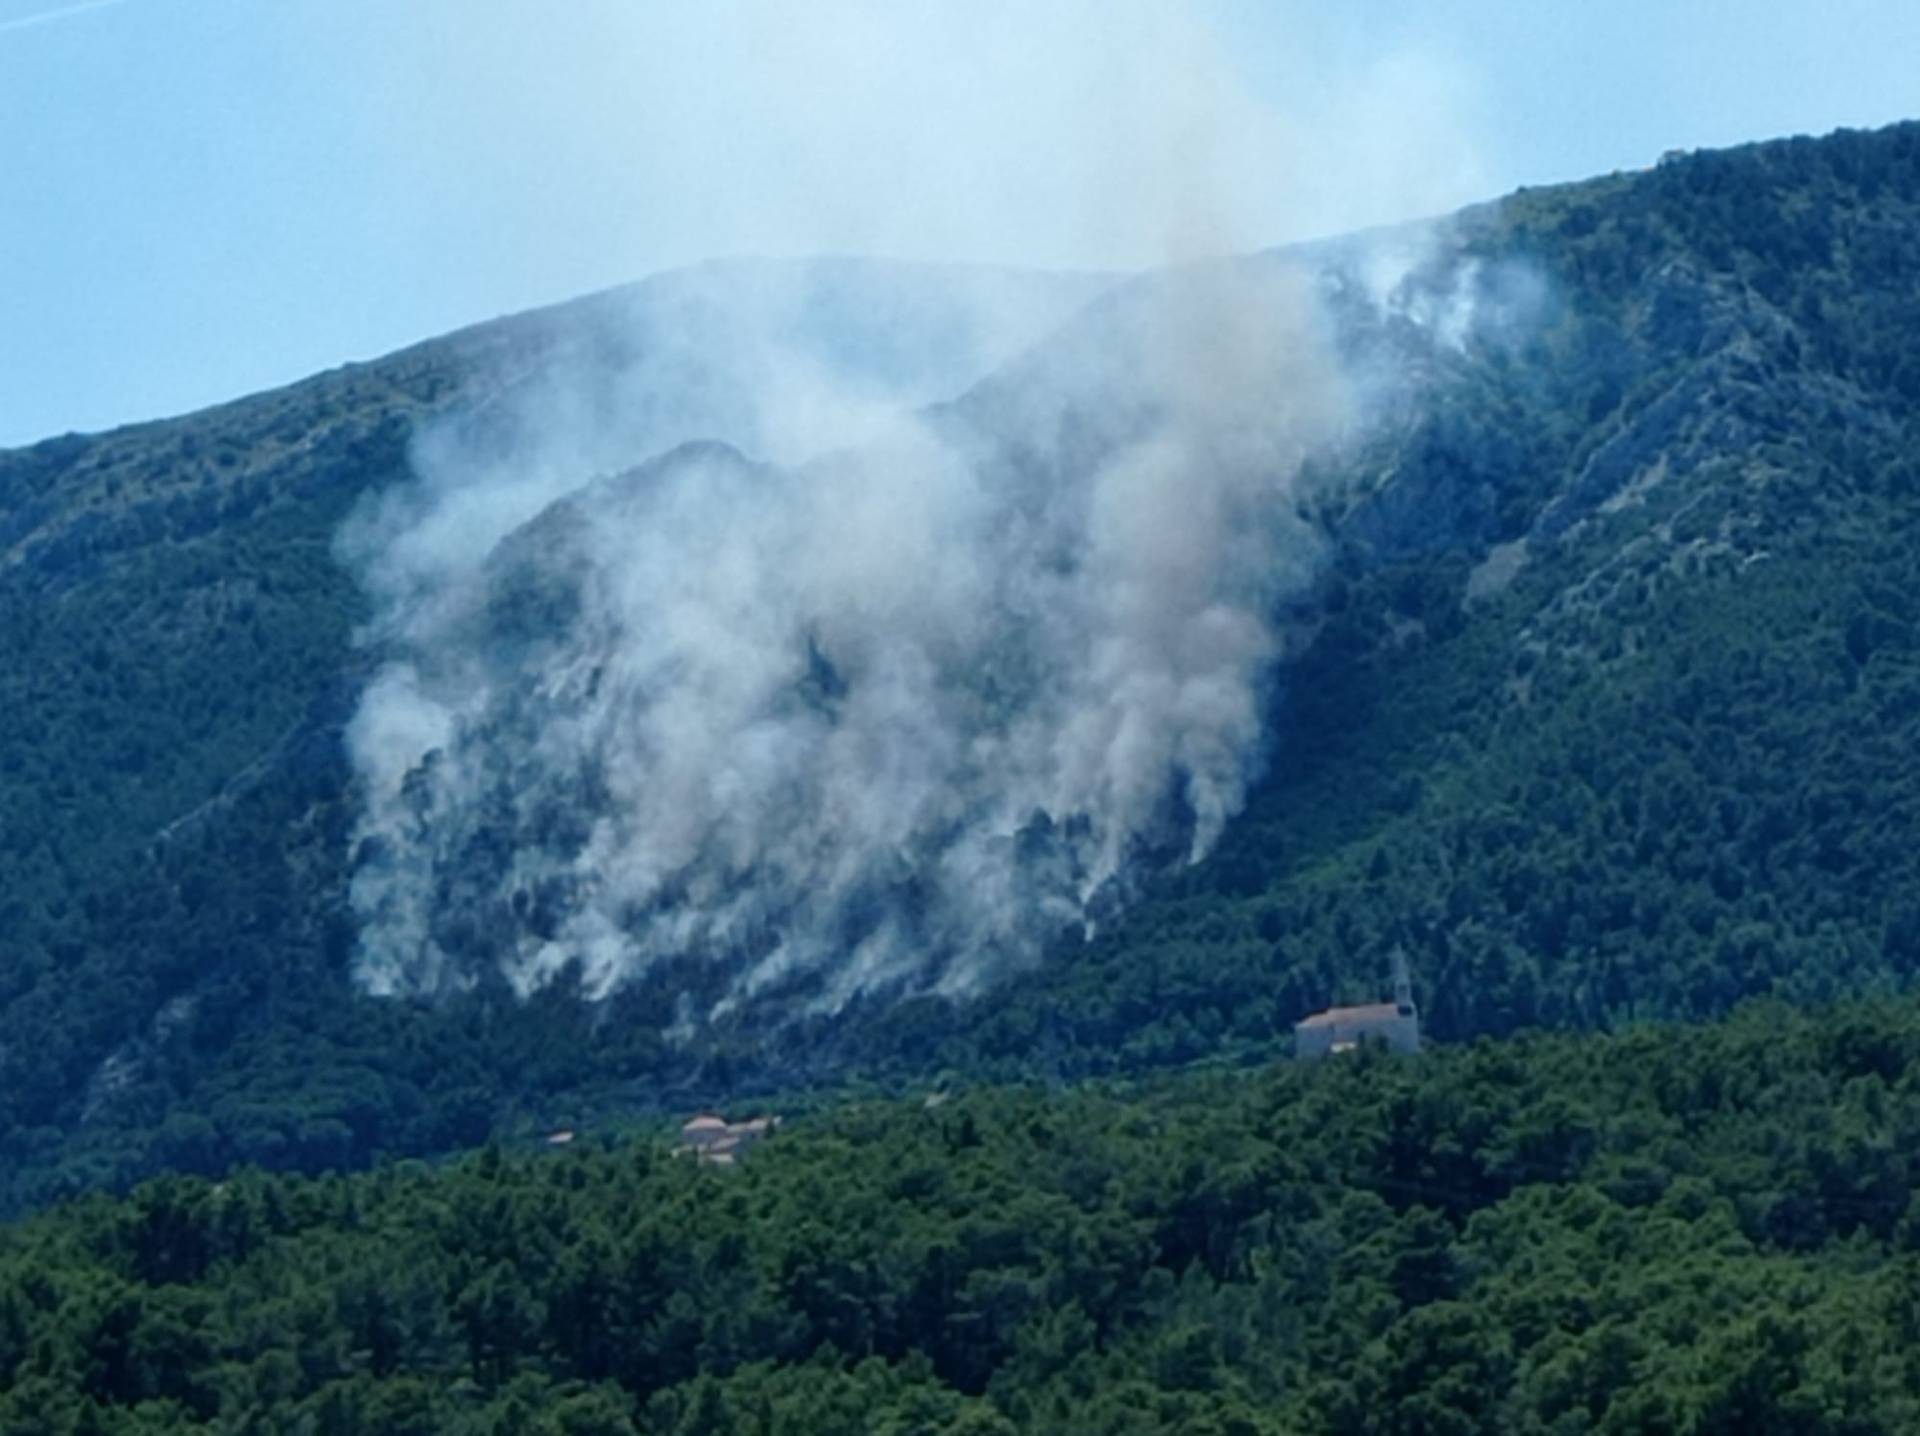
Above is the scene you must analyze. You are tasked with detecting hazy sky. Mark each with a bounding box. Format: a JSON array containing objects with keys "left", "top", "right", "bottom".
[{"left": 3, "top": 0, "right": 1917, "bottom": 446}]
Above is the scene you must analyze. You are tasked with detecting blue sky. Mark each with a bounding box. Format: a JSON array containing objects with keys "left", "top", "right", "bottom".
[{"left": 3, "top": 0, "right": 1917, "bottom": 447}]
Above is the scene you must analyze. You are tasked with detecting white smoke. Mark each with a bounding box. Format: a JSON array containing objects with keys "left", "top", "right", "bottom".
[
  {"left": 339, "top": 256, "right": 1358, "bottom": 1015},
  {"left": 331, "top": 5, "right": 1501, "bottom": 1024}
]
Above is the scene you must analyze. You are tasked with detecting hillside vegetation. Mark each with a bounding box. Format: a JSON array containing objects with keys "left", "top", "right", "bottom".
[
  {"left": 803, "top": 121, "right": 1920, "bottom": 1085},
  {"left": 7, "top": 996, "right": 1920, "bottom": 1432},
  {"left": 1, "top": 124, "right": 1919, "bottom": 1212}
]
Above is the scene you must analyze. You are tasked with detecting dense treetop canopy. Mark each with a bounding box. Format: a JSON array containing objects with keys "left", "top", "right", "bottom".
[{"left": 8, "top": 995, "right": 1920, "bottom": 1431}]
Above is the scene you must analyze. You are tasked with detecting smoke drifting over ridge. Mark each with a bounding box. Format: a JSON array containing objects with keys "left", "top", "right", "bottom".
[
  {"left": 334, "top": 7, "right": 1504, "bottom": 1022},
  {"left": 339, "top": 255, "right": 1368, "bottom": 1014}
]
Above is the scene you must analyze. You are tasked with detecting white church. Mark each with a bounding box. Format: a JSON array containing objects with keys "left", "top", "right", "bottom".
[{"left": 1294, "top": 951, "right": 1421, "bottom": 1060}]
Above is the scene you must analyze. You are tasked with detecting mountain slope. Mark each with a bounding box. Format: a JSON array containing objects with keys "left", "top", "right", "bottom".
[
  {"left": 0, "top": 258, "right": 1119, "bottom": 1208},
  {"left": 2, "top": 123, "right": 1919, "bottom": 1211},
  {"left": 885, "top": 124, "right": 1920, "bottom": 1078}
]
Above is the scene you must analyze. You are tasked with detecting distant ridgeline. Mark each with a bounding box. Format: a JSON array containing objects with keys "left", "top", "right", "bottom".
[{"left": 0, "top": 121, "right": 1918, "bottom": 1212}]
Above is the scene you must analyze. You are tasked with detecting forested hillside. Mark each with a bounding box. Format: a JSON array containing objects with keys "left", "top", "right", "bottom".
[
  {"left": 8, "top": 996, "right": 1920, "bottom": 1432},
  {"left": 2, "top": 123, "right": 1919, "bottom": 1213},
  {"left": 0, "top": 261, "right": 1117, "bottom": 1212},
  {"left": 806, "top": 120, "right": 1920, "bottom": 1083}
]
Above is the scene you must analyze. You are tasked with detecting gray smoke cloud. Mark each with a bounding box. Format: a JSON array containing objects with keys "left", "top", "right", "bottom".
[
  {"left": 338, "top": 254, "right": 1367, "bottom": 1016},
  {"left": 332, "top": 7, "right": 1507, "bottom": 1025}
]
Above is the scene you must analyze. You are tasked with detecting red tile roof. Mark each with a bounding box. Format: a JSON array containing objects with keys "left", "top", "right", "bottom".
[{"left": 1296, "top": 1003, "right": 1403, "bottom": 1028}]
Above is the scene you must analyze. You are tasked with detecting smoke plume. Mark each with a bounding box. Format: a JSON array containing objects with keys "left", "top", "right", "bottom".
[
  {"left": 338, "top": 255, "right": 1365, "bottom": 1016},
  {"left": 333, "top": 6, "right": 1502, "bottom": 1025}
]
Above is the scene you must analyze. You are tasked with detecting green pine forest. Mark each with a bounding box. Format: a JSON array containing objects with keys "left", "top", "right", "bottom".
[{"left": 9, "top": 998, "right": 1920, "bottom": 1431}]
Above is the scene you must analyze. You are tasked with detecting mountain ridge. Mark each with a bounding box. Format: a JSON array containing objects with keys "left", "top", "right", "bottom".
[{"left": 2, "top": 120, "right": 1918, "bottom": 1212}]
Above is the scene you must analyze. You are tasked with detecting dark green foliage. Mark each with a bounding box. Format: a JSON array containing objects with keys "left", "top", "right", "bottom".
[
  {"left": 842, "top": 118, "right": 1920, "bottom": 1080},
  {"left": 9, "top": 999, "right": 1920, "bottom": 1429},
  {"left": 910, "top": 447, "right": 1920, "bottom": 1075}
]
